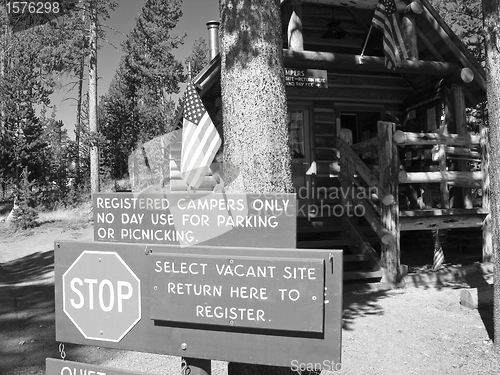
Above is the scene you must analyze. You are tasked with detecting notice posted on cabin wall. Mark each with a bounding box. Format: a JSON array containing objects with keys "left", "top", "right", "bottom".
[
  {"left": 285, "top": 69, "right": 328, "bottom": 88},
  {"left": 150, "top": 253, "right": 325, "bottom": 332},
  {"left": 93, "top": 193, "right": 296, "bottom": 248}
]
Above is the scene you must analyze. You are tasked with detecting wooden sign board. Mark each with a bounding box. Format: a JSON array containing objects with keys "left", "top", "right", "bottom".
[
  {"left": 46, "top": 358, "right": 151, "bottom": 375},
  {"left": 285, "top": 69, "right": 328, "bottom": 88},
  {"left": 150, "top": 253, "right": 325, "bottom": 332},
  {"left": 93, "top": 193, "right": 296, "bottom": 248},
  {"left": 55, "top": 241, "right": 342, "bottom": 368}
]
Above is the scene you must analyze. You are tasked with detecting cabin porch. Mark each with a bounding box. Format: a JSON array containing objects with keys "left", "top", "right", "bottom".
[{"left": 295, "top": 120, "right": 489, "bottom": 284}]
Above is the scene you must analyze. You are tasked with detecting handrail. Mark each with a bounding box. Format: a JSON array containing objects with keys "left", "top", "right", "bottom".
[
  {"left": 335, "top": 135, "right": 395, "bottom": 245},
  {"left": 393, "top": 130, "right": 480, "bottom": 146},
  {"left": 350, "top": 137, "right": 379, "bottom": 154},
  {"left": 335, "top": 137, "right": 394, "bottom": 205},
  {"left": 398, "top": 171, "right": 484, "bottom": 187}
]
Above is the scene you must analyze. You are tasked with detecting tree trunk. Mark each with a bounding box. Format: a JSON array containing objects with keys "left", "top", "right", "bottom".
[
  {"left": 220, "top": 1, "right": 293, "bottom": 373},
  {"left": 220, "top": 0, "right": 292, "bottom": 194},
  {"left": 75, "top": 0, "right": 86, "bottom": 187},
  {"left": 88, "top": 0, "right": 99, "bottom": 193},
  {"left": 482, "top": 0, "right": 500, "bottom": 352},
  {"left": 1, "top": 6, "right": 9, "bottom": 198}
]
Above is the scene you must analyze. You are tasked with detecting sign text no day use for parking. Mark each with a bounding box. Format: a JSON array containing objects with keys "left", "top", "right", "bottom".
[{"left": 92, "top": 193, "right": 296, "bottom": 248}]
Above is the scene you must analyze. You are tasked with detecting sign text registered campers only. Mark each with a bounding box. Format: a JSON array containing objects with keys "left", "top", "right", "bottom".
[{"left": 93, "top": 192, "right": 296, "bottom": 248}]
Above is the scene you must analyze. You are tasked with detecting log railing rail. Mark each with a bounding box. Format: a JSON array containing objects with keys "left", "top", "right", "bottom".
[{"left": 335, "top": 121, "right": 490, "bottom": 282}]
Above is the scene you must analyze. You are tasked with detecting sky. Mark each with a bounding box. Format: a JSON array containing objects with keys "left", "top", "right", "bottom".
[{"left": 50, "top": 0, "right": 220, "bottom": 139}]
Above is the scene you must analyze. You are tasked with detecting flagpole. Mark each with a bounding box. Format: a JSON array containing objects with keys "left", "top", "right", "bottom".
[
  {"left": 360, "top": 24, "right": 374, "bottom": 60},
  {"left": 186, "top": 61, "right": 194, "bottom": 193}
]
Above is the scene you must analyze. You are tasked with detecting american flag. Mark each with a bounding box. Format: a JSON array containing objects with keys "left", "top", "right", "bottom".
[
  {"left": 372, "top": 0, "right": 408, "bottom": 70},
  {"left": 180, "top": 82, "right": 222, "bottom": 189}
]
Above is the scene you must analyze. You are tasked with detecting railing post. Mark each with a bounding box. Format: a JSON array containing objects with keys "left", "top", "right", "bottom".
[
  {"left": 481, "top": 124, "right": 492, "bottom": 262},
  {"left": 378, "top": 121, "right": 401, "bottom": 284}
]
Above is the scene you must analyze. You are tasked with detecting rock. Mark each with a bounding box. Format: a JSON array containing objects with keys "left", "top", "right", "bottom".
[{"left": 460, "top": 285, "right": 493, "bottom": 309}]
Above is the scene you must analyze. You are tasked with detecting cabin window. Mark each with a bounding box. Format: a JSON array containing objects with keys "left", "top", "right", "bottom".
[
  {"left": 287, "top": 110, "right": 305, "bottom": 159},
  {"left": 405, "top": 100, "right": 442, "bottom": 132}
]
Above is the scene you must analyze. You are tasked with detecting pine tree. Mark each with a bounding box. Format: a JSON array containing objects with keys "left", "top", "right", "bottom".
[
  {"left": 185, "top": 37, "right": 208, "bottom": 78},
  {"left": 100, "top": 0, "right": 185, "bottom": 181},
  {"left": 122, "top": 0, "right": 185, "bottom": 94}
]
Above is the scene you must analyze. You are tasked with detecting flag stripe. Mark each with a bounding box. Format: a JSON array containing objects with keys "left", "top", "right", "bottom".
[
  {"left": 180, "top": 82, "right": 222, "bottom": 189},
  {"left": 371, "top": 0, "right": 408, "bottom": 70}
]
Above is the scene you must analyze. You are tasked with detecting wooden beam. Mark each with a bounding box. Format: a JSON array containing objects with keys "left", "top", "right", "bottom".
[
  {"left": 297, "top": 0, "right": 408, "bottom": 11},
  {"left": 283, "top": 49, "right": 463, "bottom": 76},
  {"left": 400, "top": 208, "right": 489, "bottom": 216},
  {"left": 403, "top": 68, "right": 474, "bottom": 106},
  {"left": 398, "top": 170, "right": 484, "bottom": 187},
  {"left": 418, "top": 0, "right": 487, "bottom": 91},
  {"left": 417, "top": 28, "right": 445, "bottom": 61},
  {"left": 402, "top": 2, "right": 423, "bottom": 60},
  {"left": 288, "top": 0, "right": 304, "bottom": 51},
  {"left": 393, "top": 130, "right": 480, "bottom": 146},
  {"left": 400, "top": 214, "right": 485, "bottom": 231}
]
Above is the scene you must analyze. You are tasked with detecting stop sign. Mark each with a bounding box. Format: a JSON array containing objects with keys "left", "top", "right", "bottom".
[{"left": 62, "top": 251, "right": 141, "bottom": 342}]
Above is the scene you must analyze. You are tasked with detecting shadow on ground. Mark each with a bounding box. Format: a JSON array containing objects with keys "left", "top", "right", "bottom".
[{"left": 342, "top": 287, "right": 389, "bottom": 331}]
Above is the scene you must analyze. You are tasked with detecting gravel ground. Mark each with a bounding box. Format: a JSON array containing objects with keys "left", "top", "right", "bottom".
[{"left": 1, "top": 221, "right": 500, "bottom": 375}]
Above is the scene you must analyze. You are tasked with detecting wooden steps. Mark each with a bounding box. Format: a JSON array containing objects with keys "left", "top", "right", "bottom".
[{"left": 297, "top": 215, "right": 383, "bottom": 283}]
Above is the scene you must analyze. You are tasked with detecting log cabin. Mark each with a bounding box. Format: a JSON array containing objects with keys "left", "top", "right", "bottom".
[{"left": 172, "top": 0, "right": 489, "bottom": 285}]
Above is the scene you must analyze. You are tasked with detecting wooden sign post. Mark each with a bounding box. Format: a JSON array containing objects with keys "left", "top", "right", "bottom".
[{"left": 53, "top": 192, "right": 343, "bottom": 373}]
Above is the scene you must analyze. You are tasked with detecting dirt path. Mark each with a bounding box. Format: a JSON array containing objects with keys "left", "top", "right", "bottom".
[{"left": 1, "top": 222, "right": 499, "bottom": 375}]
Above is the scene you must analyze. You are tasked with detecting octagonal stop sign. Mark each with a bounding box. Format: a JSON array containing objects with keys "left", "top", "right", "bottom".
[{"left": 62, "top": 251, "right": 141, "bottom": 342}]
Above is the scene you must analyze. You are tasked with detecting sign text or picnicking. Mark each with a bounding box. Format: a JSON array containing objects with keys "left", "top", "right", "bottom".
[
  {"left": 285, "top": 69, "right": 328, "bottom": 88},
  {"left": 93, "top": 193, "right": 296, "bottom": 248},
  {"left": 150, "top": 254, "right": 325, "bottom": 332}
]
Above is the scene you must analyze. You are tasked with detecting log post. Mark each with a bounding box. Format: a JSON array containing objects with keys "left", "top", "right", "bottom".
[
  {"left": 288, "top": 0, "right": 303, "bottom": 51},
  {"left": 450, "top": 84, "right": 472, "bottom": 208},
  {"left": 402, "top": 2, "right": 423, "bottom": 60},
  {"left": 438, "top": 143, "right": 449, "bottom": 209},
  {"left": 378, "top": 121, "right": 401, "bottom": 284},
  {"left": 481, "top": 124, "right": 492, "bottom": 261}
]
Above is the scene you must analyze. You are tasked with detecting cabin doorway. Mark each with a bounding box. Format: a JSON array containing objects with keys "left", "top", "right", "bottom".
[
  {"left": 287, "top": 104, "right": 312, "bottom": 197},
  {"left": 335, "top": 105, "right": 383, "bottom": 144}
]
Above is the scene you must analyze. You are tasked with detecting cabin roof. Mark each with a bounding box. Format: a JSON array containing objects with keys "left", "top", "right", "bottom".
[{"left": 189, "top": 0, "right": 486, "bottom": 112}]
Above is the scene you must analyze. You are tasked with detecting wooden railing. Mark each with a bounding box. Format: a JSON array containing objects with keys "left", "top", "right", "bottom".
[
  {"left": 335, "top": 121, "right": 400, "bottom": 283},
  {"left": 335, "top": 121, "right": 490, "bottom": 281}
]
